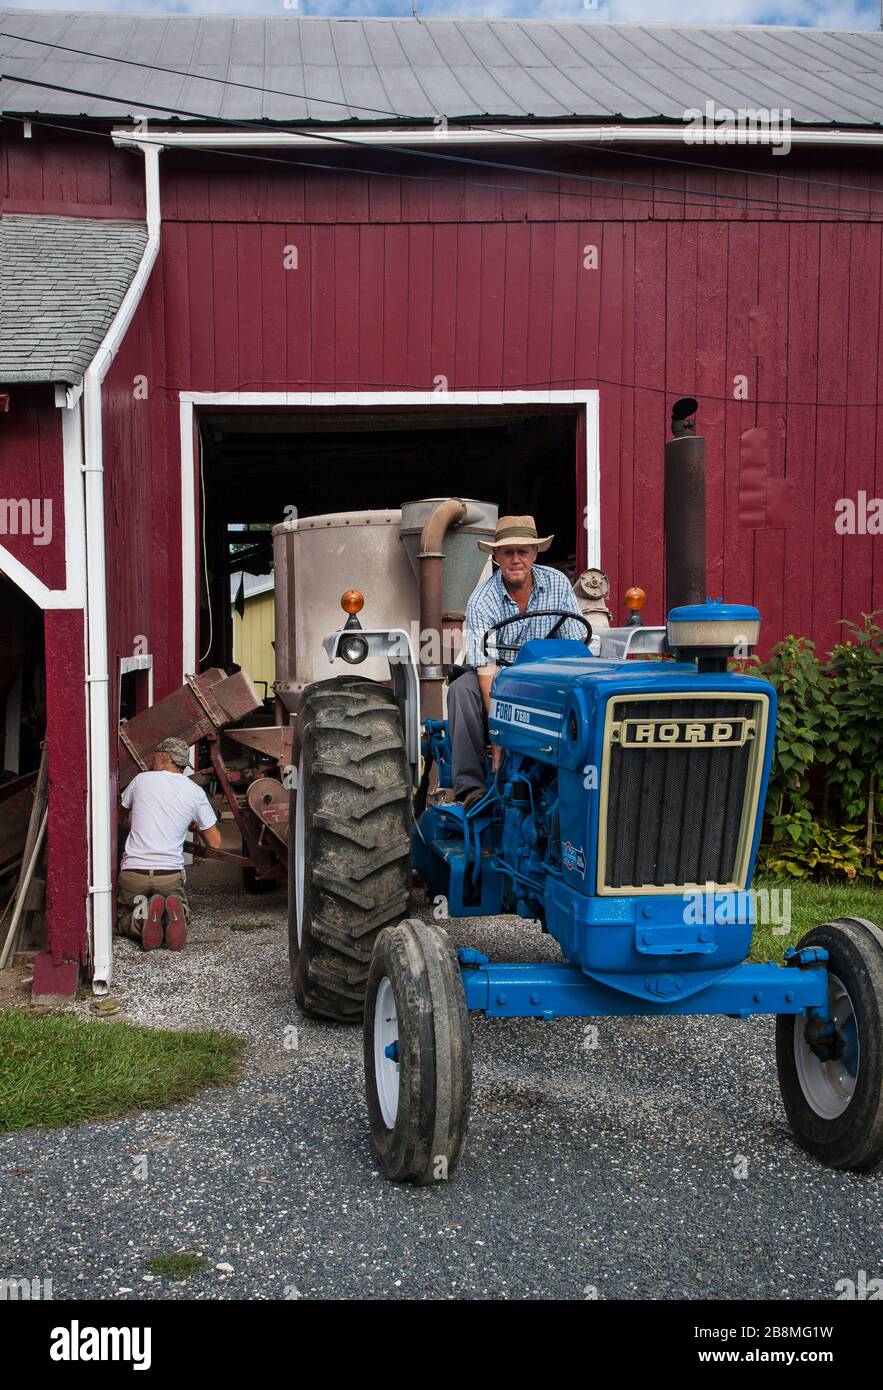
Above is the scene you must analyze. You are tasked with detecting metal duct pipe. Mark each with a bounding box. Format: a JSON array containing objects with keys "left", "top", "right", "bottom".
[
  {"left": 418, "top": 497, "right": 467, "bottom": 719},
  {"left": 664, "top": 398, "right": 706, "bottom": 612}
]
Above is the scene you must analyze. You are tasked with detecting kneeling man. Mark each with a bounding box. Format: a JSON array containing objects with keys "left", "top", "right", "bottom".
[
  {"left": 448, "top": 515, "right": 585, "bottom": 808},
  {"left": 118, "top": 737, "right": 221, "bottom": 951}
]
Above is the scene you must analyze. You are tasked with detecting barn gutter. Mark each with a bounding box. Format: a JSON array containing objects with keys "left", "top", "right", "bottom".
[
  {"left": 83, "top": 142, "right": 161, "bottom": 994},
  {"left": 113, "top": 124, "right": 883, "bottom": 152}
]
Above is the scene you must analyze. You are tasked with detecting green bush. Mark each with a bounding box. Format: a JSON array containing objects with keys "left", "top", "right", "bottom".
[{"left": 744, "top": 614, "right": 883, "bottom": 882}]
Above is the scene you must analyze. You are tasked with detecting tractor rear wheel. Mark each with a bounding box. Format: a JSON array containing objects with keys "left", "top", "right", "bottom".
[
  {"left": 776, "top": 918, "right": 883, "bottom": 1173},
  {"left": 364, "top": 920, "right": 472, "bottom": 1184},
  {"left": 289, "top": 677, "right": 412, "bottom": 1022}
]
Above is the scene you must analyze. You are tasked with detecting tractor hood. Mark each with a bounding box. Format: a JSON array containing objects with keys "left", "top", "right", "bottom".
[{"left": 488, "top": 639, "right": 776, "bottom": 770}]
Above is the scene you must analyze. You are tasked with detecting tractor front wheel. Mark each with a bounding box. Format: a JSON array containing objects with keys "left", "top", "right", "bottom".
[
  {"left": 364, "top": 920, "right": 472, "bottom": 1184},
  {"left": 776, "top": 917, "right": 883, "bottom": 1173},
  {"left": 289, "top": 677, "right": 412, "bottom": 1022}
]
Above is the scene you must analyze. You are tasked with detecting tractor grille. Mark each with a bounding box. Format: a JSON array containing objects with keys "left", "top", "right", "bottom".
[{"left": 600, "top": 695, "right": 767, "bottom": 893}]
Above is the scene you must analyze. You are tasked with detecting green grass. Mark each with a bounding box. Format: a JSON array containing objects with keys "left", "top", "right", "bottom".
[
  {"left": 750, "top": 876, "right": 883, "bottom": 963},
  {"left": 144, "top": 1253, "right": 212, "bottom": 1280},
  {"left": 0, "top": 1009, "right": 245, "bottom": 1134}
]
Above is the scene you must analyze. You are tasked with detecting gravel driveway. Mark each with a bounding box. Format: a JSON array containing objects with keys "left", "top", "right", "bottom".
[{"left": 2, "top": 869, "right": 881, "bottom": 1301}]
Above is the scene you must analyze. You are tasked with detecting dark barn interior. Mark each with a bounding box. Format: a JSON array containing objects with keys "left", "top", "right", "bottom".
[{"left": 198, "top": 406, "right": 580, "bottom": 671}]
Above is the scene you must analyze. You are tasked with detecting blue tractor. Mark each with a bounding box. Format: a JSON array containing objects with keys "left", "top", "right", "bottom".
[{"left": 288, "top": 419, "right": 883, "bottom": 1184}]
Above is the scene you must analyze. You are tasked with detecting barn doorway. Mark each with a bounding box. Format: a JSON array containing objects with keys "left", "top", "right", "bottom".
[
  {"left": 0, "top": 580, "right": 46, "bottom": 919},
  {"left": 196, "top": 403, "right": 585, "bottom": 680},
  {"left": 0, "top": 579, "right": 45, "bottom": 779}
]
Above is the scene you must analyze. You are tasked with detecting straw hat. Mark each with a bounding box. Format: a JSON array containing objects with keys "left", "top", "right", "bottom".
[{"left": 478, "top": 514, "right": 554, "bottom": 553}]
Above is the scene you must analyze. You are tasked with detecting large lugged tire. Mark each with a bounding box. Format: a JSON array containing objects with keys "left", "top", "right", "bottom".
[
  {"left": 364, "top": 920, "right": 472, "bottom": 1184},
  {"left": 776, "top": 918, "right": 883, "bottom": 1173},
  {"left": 289, "top": 677, "right": 412, "bottom": 1022}
]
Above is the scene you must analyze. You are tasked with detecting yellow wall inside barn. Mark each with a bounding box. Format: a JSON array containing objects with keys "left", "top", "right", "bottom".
[{"left": 233, "top": 590, "right": 276, "bottom": 695}]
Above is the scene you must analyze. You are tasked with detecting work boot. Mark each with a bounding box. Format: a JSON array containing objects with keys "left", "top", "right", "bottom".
[
  {"left": 142, "top": 895, "right": 165, "bottom": 953},
  {"left": 164, "top": 895, "right": 187, "bottom": 951},
  {"left": 462, "top": 787, "right": 487, "bottom": 813}
]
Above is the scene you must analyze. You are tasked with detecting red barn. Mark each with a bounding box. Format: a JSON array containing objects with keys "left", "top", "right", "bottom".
[{"left": 1, "top": 13, "right": 882, "bottom": 995}]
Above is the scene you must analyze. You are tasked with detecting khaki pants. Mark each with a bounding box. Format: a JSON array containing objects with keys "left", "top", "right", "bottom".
[{"left": 117, "top": 869, "right": 190, "bottom": 941}]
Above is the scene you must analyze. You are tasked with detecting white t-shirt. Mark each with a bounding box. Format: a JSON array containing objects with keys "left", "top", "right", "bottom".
[{"left": 120, "top": 771, "right": 217, "bottom": 871}]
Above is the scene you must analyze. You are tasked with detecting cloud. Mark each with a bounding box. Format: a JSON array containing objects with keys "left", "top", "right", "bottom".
[{"left": 0, "top": 0, "right": 878, "bottom": 23}]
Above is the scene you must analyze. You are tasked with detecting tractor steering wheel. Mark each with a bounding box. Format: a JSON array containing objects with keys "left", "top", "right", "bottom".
[{"left": 480, "top": 609, "right": 593, "bottom": 667}]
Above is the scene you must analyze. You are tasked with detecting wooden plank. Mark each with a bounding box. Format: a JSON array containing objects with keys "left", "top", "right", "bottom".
[
  {"left": 284, "top": 223, "right": 311, "bottom": 389},
  {"left": 611, "top": 222, "right": 636, "bottom": 617},
  {"left": 525, "top": 222, "right": 554, "bottom": 392},
  {"left": 309, "top": 225, "right": 336, "bottom": 388},
  {"left": 631, "top": 222, "right": 668, "bottom": 623},
  {"left": 406, "top": 224, "right": 433, "bottom": 389},
  {"left": 453, "top": 224, "right": 482, "bottom": 387},
  {"left": 429, "top": 223, "right": 458, "bottom": 390},
  {"left": 725, "top": 222, "right": 760, "bottom": 611},
  {"left": 752, "top": 221, "right": 791, "bottom": 648},
  {"left": 572, "top": 221, "right": 602, "bottom": 388},
  {"left": 260, "top": 223, "right": 286, "bottom": 389},
  {"left": 841, "top": 223, "right": 881, "bottom": 631},
  {"left": 597, "top": 222, "right": 626, "bottom": 577},
  {"left": 477, "top": 224, "right": 506, "bottom": 390},
  {"left": 187, "top": 223, "right": 215, "bottom": 390},
  {"left": 695, "top": 223, "right": 729, "bottom": 603},
  {"left": 382, "top": 224, "right": 411, "bottom": 389},
  {"left": 236, "top": 223, "right": 263, "bottom": 387},
  {"left": 782, "top": 223, "right": 820, "bottom": 644},
  {"left": 210, "top": 225, "right": 238, "bottom": 390},
  {"left": 813, "top": 224, "right": 851, "bottom": 653},
  {"left": 548, "top": 221, "right": 579, "bottom": 395},
  {"left": 357, "top": 224, "right": 383, "bottom": 390}
]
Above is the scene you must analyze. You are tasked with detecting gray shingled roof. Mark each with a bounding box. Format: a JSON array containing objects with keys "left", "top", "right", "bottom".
[
  {"left": 1, "top": 13, "right": 882, "bottom": 128},
  {"left": 0, "top": 214, "right": 148, "bottom": 384}
]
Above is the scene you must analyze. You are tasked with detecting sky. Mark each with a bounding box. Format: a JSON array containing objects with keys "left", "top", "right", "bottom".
[{"left": 0, "top": 0, "right": 880, "bottom": 27}]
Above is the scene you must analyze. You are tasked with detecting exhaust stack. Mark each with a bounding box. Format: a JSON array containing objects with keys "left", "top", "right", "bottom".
[{"left": 664, "top": 397, "right": 706, "bottom": 611}]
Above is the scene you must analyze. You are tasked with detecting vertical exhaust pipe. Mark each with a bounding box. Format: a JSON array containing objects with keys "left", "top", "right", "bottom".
[
  {"left": 664, "top": 397, "right": 706, "bottom": 612},
  {"left": 418, "top": 497, "right": 467, "bottom": 719}
]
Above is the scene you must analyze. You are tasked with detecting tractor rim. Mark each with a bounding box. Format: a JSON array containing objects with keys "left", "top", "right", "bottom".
[
  {"left": 294, "top": 754, "right": 305, "bottom": 947},
  {"left": 794, "top": 973, "right": 859, "bottom": 1120},
  {"left": 374, "top": 976, "right": 400, "bottom": 1129}
]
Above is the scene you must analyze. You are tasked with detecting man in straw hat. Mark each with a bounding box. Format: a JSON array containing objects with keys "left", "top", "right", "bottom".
[
  {"left": 117, "top": 737, "right": 221, "bottom": 952},
  {"left": 448, "top": 515, "right": 586, "bottom": 810}
]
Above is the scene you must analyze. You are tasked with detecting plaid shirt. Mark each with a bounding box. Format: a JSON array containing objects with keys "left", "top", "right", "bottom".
[{"left": 462, "top": 564, "right": 586, "bottom": 668}]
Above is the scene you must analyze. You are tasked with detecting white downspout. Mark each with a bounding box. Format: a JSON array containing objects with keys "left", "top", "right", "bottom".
[{"left": 84, "top": 143, "right": 161, "bottom": 993}]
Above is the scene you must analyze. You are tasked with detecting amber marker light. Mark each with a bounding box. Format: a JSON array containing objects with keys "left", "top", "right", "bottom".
[
  {"left": 341, "top": 590, "right": 365, "bottom": 615},
  {"left": 624, "top": 587, "right": 646, "bottom": 612}
]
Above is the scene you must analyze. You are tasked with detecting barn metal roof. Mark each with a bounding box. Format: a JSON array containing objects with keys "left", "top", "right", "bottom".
[
  {"left": 1, "top": 13, "right": 882, "bottom": 129},
  {"left": 0, "top": 214, "right": 148, "bottom": 384}
]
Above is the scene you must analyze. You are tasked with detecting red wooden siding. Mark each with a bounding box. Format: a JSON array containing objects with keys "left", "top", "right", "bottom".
[
  {"left": 155, "top": 152, "right": 883, "bottom": 654},
  {"left": 5, "top": 125, "right": 882, "bottom": 657},
  {"left": 0, "top": 384, "right": 67, "bottom": 591}
]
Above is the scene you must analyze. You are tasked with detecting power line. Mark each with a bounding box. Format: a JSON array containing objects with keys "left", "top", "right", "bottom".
[
  {"left": 1, "top": 57, "right": 880, "bottom": 220},
  {"left": 0, "top": 107, "right": 788, "bottom": 218},
  {"left": 2, "top": 26, "right": 880, "bottom": 204}
]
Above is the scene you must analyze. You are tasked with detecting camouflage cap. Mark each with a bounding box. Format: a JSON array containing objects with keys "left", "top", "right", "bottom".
[{"left": 155, "top": 737, "right": 192, "bottom": 769}]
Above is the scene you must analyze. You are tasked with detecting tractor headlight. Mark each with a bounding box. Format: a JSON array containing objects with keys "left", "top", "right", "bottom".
[{"left": 340, "top": 634, "right": 369, "bottom": 664}]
